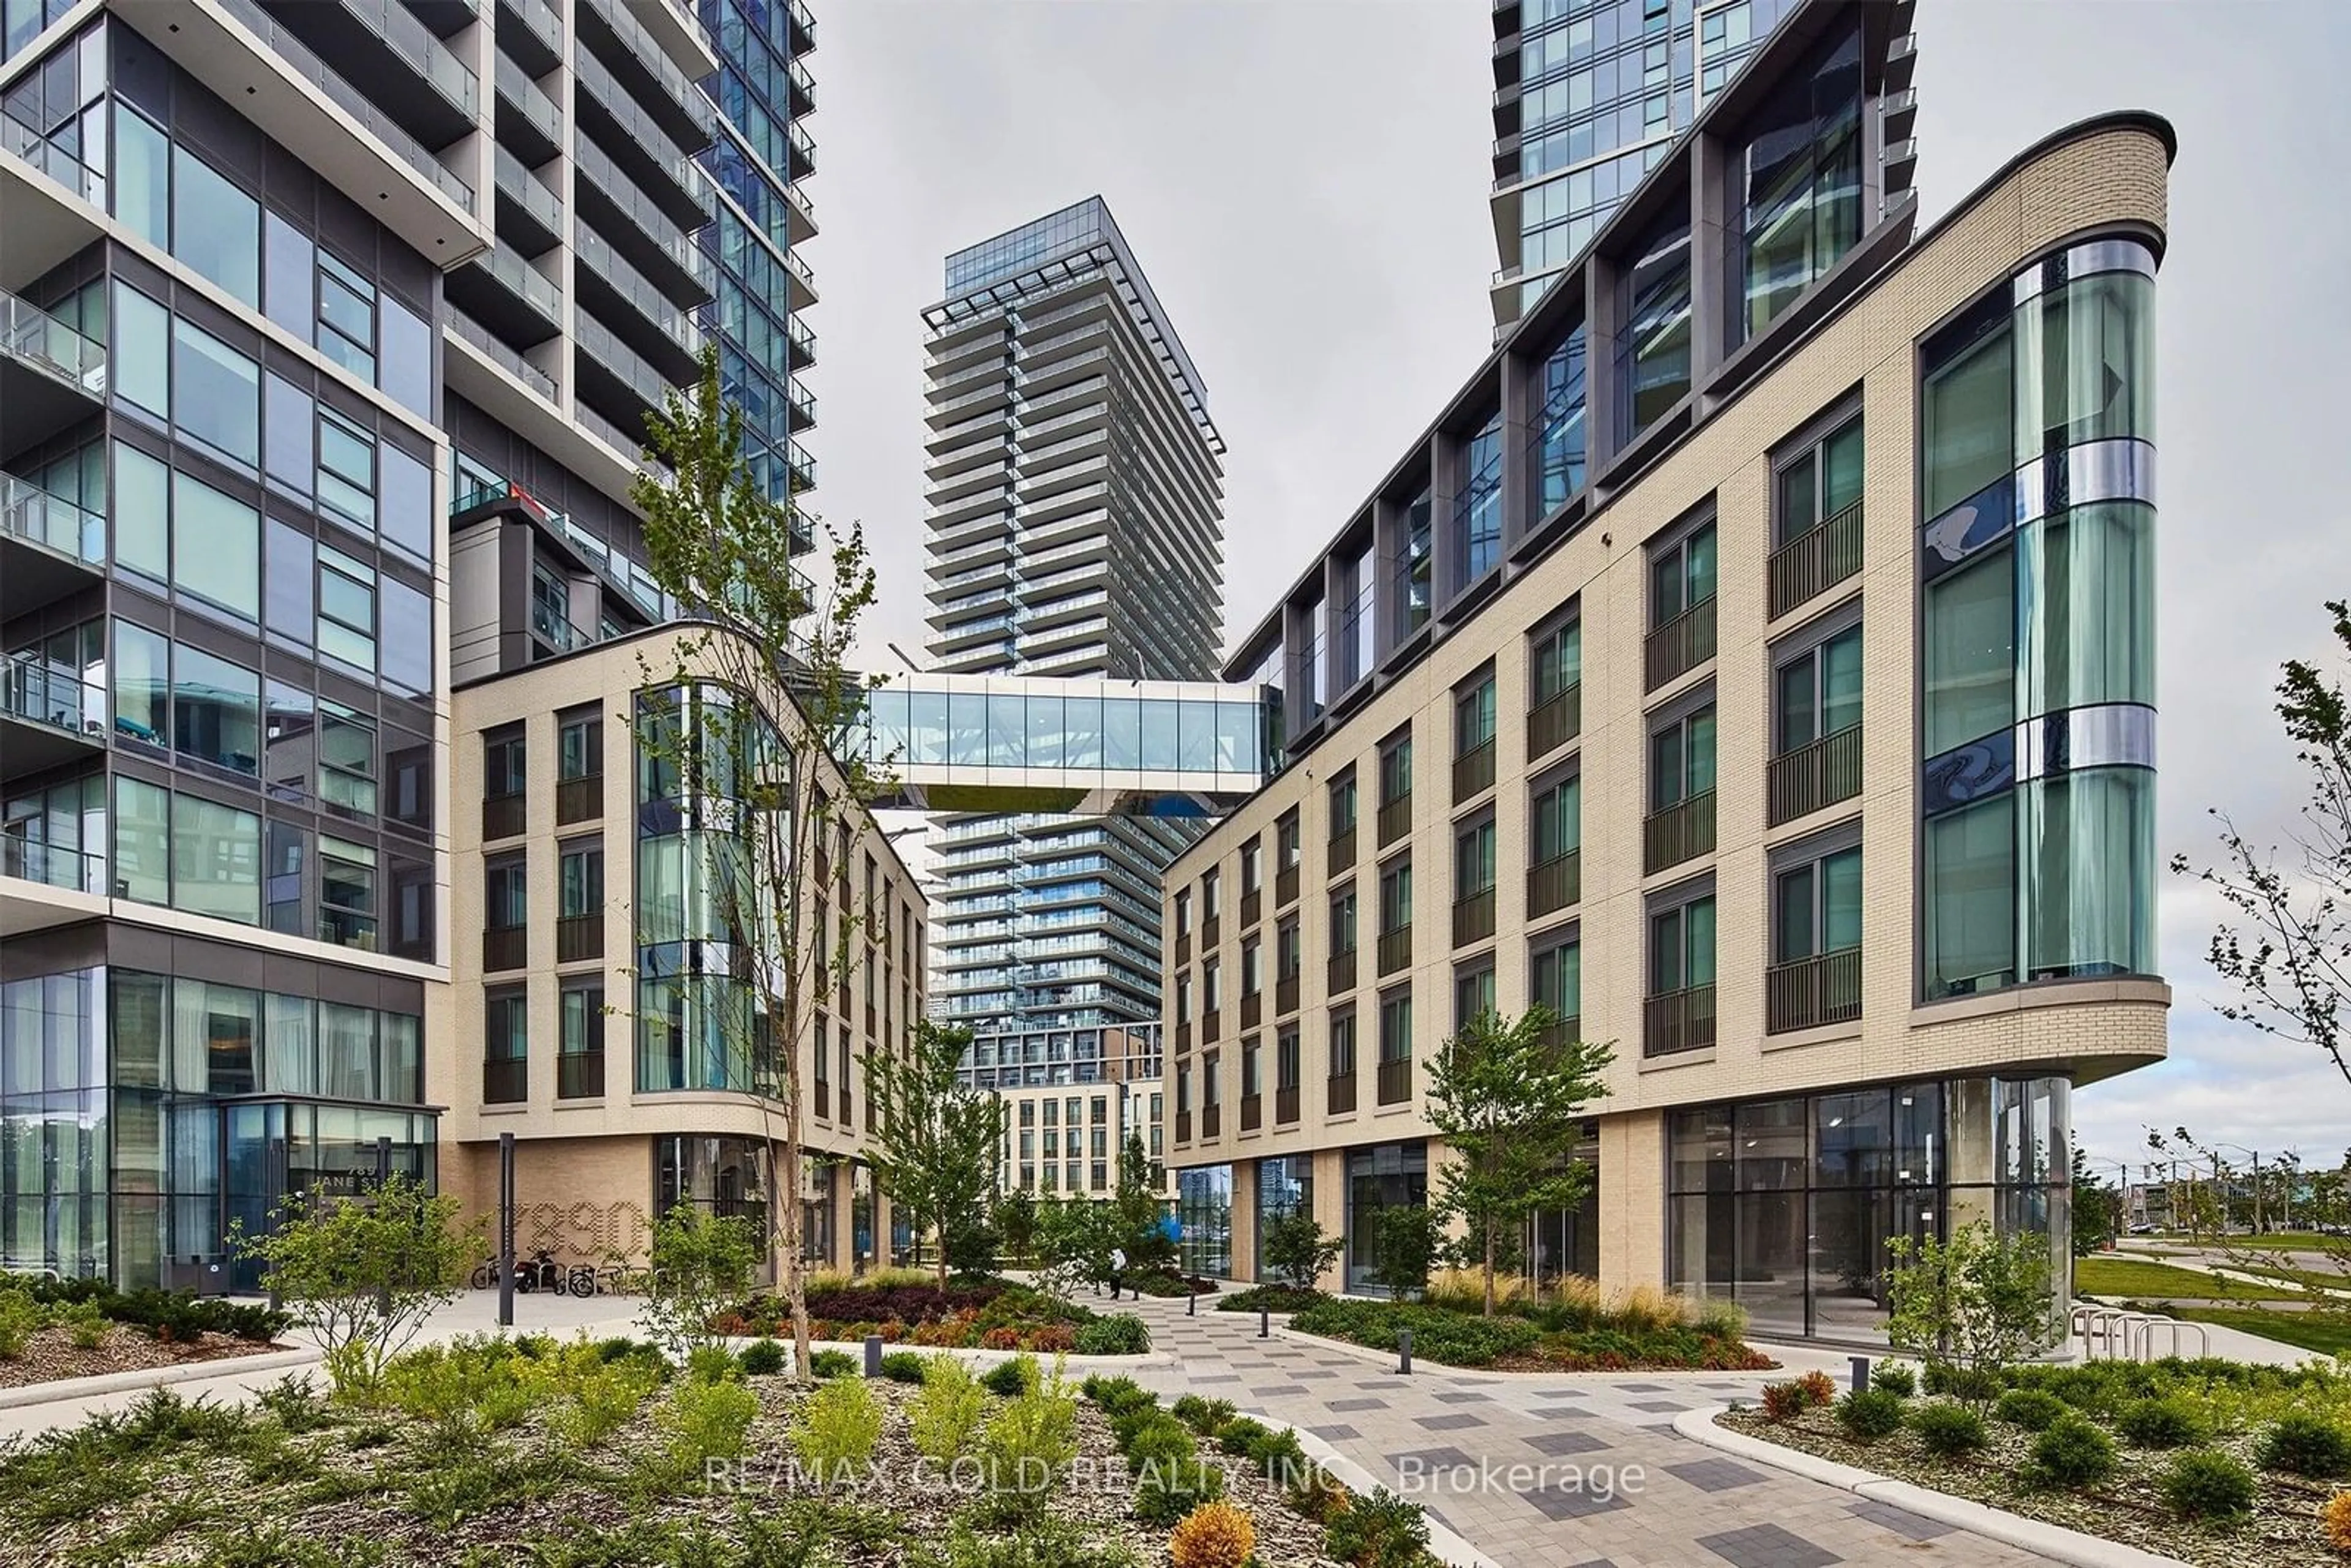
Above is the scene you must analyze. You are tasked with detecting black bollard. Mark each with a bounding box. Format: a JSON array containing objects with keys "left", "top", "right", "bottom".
[
  {"left": 1398, "top": 1328, "right": 1413, "bottom": 1375},
  {"left": 1850, "top": 1354, "right": 1871, "bottom": 1395},
  {"left": 1259, "top": 1304, "right": 1270, "bottom": 1339},
  {"left": 865, "top": 1335, "right": 884, "bottom": 1378},
  {"left": 1187, "top": 1284, "right": 1196, "bottom": 1317}
]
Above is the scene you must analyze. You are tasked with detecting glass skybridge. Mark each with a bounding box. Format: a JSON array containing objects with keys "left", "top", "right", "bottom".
[{"left": 850, "top": 674, "right": 1272, "bottom": 817}]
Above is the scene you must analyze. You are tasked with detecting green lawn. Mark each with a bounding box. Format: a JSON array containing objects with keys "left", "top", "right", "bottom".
[
  {"left": 2160, "top": 1305, "right": 2351, "bottom": 1360},
  {"left": 2074, "top": 1255, "right": 2299, "bottom": 1302}
]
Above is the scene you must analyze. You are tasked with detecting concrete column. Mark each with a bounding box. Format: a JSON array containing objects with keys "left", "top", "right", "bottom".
[
  {"left": 1688, "top": 132, "right": 1730, "bottom": 402},
  {"left": 1426, "top": 429, "right": 1464, "bottom": 614},
  {"left": 1498, "top": 343, "right": 1534, "bottom": 557},
  {"left": 1370, "top": 493, "right": 1404, "bottom": 659},
  {"left": 1230, "top": 1160, "right": 1260, "bottom": 1283},
  {"left": 1583, "top": 257, "right": 1624, "bottom": 485},
  {"left": 1313, "top": 1147, "right": 1348, "bottom": 1292},
  {"left": 1597, "top": 1110, "right": 1666, "bottom": 1296}
]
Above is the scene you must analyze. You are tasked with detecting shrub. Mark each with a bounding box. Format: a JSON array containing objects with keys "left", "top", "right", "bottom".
[
  {"left": 1072, "top": 1315, "right": 1150, "bottom": 1356},
  {"left": 60, "top": 1299, "right": 107, "bottom": 1351},
  {"left": 809, "top": 1349, "right": 858, "bottom": 1379},
  {"left": 1216, "top": 1417, "right": 1273, "bottom": 1458},
  {"left": 686, "top": 1345, "right": 741, "bottom": 1384},
  {"left": 2159, "top": 1450, "right": 2256, "bottom": 1521},
  {"left": 2257, "top": 1410, "right": 2351, "bottom": 1478},
  {"left": 1759, "top": 1381, "right": 1813, "bottom": 1422},
  {"left": 1287, "top": 1299, "right": 1541, "bottom": 1367},
  {"left": 1081, "top": 1375, "right": 1158, "bottom": 1418},
  {"left": 1214, "top": 1285, "right": 1327, "bottom": 1315},
  {"left": 1171, "top": 1395, "right": 1236, "bottom": 1436},
  {"left": 1921, "top": 1360, "right": 2002, "bottom": 1404},
  {"left": 981, "top": 1354, "right": 1039, "bottom": 1398},
  {"left": 1835, "top": 1389, "right": 1907, "bottom": 1442},
  {"left": 1130, "top": 1415, "right": 1223, "bottom": 1527},
  {"left": 656, "top": 1376, "right": 757, "bottom": 1480},
  {"left": 553, "top": 1354, "right": 661, "bottom": 1450},
  {"left": 909, "top": 1354, "right": 987, "bottom": 1464},
  {"left": 980, "top": 1378, "right": 1081, "bottom": 1523},
  {"left": 736, "top": 1339, "right": 787, "bottom": 1378},
  {"left": 1996, "top": 1389, "right": 2069, "bottom": 1432},
  {"left": 1324, "top": 1486, "right": 1431, "bottom": 1568},
  {"left": 2117, "top": 1396, "right": 2210, "bottom": 1450},
  {"left": 2325, "top": 1491, "right": 2351, "bottom": 1555},
  {"left": 879, "top": 1351, "right": 929, "bottom": 1384},
  {"left": 1168, "top": 1499, "right": 1256, "bottom": 1568},
  {"left": 2027, "top": 1414, "right": 2117, "bottom": 1490},
  {"left": 1794, "top": 1369, "right": 1837, "bottom": 1406},
  {"left": 0, "top": 1291, "right": 39, "bottom": 1359},
  {"left": 792, "top": 1376, "right": 883, "bottom": 1486},
  {"left": 1870, "top": 1363, "right": 1917, "bottom": 1398},
  {"left": 1693, "top": 1296, "right": 1750, "bottom": 1344},
  {"left": 1910, "top": 1401, "right": 1989, "bottom": 1457}
]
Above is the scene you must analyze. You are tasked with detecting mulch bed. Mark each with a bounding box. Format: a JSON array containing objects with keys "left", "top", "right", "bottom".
[
  {"left": 1721, "top": 1403, "right": 2342, "bottom": 1567},
  {"left": 0, "top": 1322, "right": 288, "bottom": 1392}
]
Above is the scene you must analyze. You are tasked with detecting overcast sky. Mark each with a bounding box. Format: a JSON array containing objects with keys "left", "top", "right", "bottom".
[{"left": 797, "top": 0, "right": 2351, "bottom": 1174}]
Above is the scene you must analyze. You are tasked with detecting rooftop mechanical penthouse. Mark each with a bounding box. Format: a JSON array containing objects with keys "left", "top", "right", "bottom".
[{"left": 1164, "top": 0, "right": 2167, "bottom": 1342}]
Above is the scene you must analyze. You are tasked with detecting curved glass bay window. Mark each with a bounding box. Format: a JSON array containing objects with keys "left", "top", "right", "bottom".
[
  {"left": 635, "top": 683, "right": 786, "bottom": 1094},
  {"left": 1669, "top": 1075, "right": 2071, "bottom": 1341},
  {"left": 1622, "top": 212, "right": 1693, "bottom": 438},
  {"left": 1918, "top": 239, "right": 2158, "bottom": 999}
]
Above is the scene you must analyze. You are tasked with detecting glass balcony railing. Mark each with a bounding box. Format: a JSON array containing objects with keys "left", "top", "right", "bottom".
[
  {"left": 1, "top": 288, "right": 105, "bottom": 394},
  {"left": 1, "top": 655, "right": 104, "bottom": 737},
  {"left": 1, "top": 836, "right": 107, "bottom": 895},
  {"left": 329, "top": 0, "right": 479, "bottom": 119},
  {"left": 0, "top": 476, "right": 104, "bottom": 564},
  {"left": 445, "top": 307, "right": 557, "bottom": 401},
  {"left": 215, "top": 0, "right": 476, "bottom": 212},
  {"left": 531, "top": 596, "right": 582, "bottom": 652}
]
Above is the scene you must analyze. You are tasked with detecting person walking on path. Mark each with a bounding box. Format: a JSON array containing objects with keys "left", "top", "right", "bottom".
[{"left": 1108, "top": 1245, "right": 1128, "bottom": 1300}]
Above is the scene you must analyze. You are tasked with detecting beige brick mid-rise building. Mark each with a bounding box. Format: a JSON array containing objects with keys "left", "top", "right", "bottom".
[{"left": 1165, "top": 0, "right": 2169, "bottom": 1343}]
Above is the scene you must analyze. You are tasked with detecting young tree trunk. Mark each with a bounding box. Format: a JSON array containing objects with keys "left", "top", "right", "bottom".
[
  {"left": 779, "top": 1134, "right": 811, "bottom": 1384},
  {"left": 936, "top": 1226, "right": 949, "bottom": 1292},
  {"left": 1483, "top": 1226, "right": 1496, "bottom": 1318}
]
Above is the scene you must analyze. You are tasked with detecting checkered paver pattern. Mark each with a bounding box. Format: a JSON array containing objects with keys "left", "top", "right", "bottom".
[{"left": 1116, "top": 1296, "right": 2063, "bottom": 1568}]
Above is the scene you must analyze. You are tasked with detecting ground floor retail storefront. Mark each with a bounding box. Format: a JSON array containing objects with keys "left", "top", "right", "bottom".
[{"left": 1171, "top": 1071, "right": 2071, "bottom": 1344}]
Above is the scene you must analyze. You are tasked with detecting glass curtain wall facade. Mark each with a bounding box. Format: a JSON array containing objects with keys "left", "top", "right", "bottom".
[
  {"left": 1668, "top": 1076, "right": 2069, "bottom": 1341},
  {"left": 1343, "top": 1140, "right": 1429, "bottom": 1292},
  {"left": 1177, "top": 1163, "right": 1232, "bottom": 1278},
  {"left": 1493, "top": 0, "right": 1795, "bottom": 328},
  {"left": 1254, "top": 1154, "right": 1312, "bottom": 1277},
  {"left": 1919, "top": 240, "right": 2157, "bottom": 998}
]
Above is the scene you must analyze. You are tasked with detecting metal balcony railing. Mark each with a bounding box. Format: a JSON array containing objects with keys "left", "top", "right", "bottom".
[
  {"left": 556, "top": 913, "right": 602, "bottom": 964},
  {"left": 1643, "top": 789, "right": 1716, "bottom": 876},
  {"left": 1453, "top": 741, "right": 1496, "bottom": 804},
  {"left": 1327, "top": 948, "right": 1357, "bottom": 997},
  {"left": 1644, "top": 985, "right": 1717, "bottom": 1056},
  {"left": 1644, "top": 596, "right": 1718, "bottom": 691},
  {"left": 446, "top": 308, "right": 557, "bottom": 400},
  {"left": 1, "top": 658, "right": 102, "bottom": 737},
  {"left": 1327, "top": 1073, "right": 1357, "bottom": 1116},
  {"left": 557, "top": 1051, "right": 605, "bottom": 1099},
  {"left": 1201, "top": 1010, "right": 1221, "bottom": 1044},
  {"left": 1329, "top": 823, "right": 1357, "bottom": 876},
  {"left": 1452, "top": 890, "right": 1497, "bottom": 948},
  {"left": 1377, "top": 793, "right": 1412, "bottom": 850},
  {"left": 1377, "top": 926, "right": 1412, "bottom": 977},
  {"left": 1769, "top": 500, "right": 1864, "bottom": 620},
  {"left": 1276, "top": 863, "right": 1299, "bottom": 907},
  {"left": 1529, "top": 680, "right": 1581, "bottom": 759},
  {"left": 1376, "top": 1057, "right": 1412, "bottom": 1106},
  {"left": 1240, "top": 992, "right": 1261, "bottom": 1030},
  {"left": 323, "top": 0, "right": 480, "bottom": 120},
  {"left": 1201, "top": 1103, "right": 1221, "bottom": 1139},
  {"left": 1240, "top": 1094, "right": 1261, "bottom": 1133},
  {"left": 555, "top": 773, "right": 603, "bottom": 826},
  {"left": 1768, "top": 724, "right": 1864, "bottom": 827},
  {"left": 482, "top": 922, "right": 528, "bottom": 972},
  {"left": 1276, "top": 974, "right": 1300, "bottom": 1016},
  {"left": 482, "top": 1056, "right": 528, "bottom": 1103},
  {"left": 0, "top": 288, "right": 106, "bottom": 393},
  {"left": 1239, "top": 887, "right": 1261, "bottom": 928},
  {"left": 1528, "top": 848, "right": 1581, "bottom": 919},
  {"left": 1275, "top": 1084, "right": 1300, "bottom": 1125},
  {"left": 1, "top": 838, "right": 107, "bottom": 895},
  {"left": 1767, "top": 947, "right": 1863, "bottom": 1034}
]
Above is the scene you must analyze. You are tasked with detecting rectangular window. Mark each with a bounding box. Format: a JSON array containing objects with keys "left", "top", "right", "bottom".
[
  {"left": 486, "top": 857, "right": 528, "bottom": 929},
  {"left": 1777, "top": 622, "right": 1862, "bottom": 752},
  {"left": 114, "top": 284, "right": 170, "bottom": 416},
  {"left": 1378, "top": 992, "right": 1412, "bottom": 1063},
  {"left": 560, "top": 984, "right": 603, "bottom": 1059},
  {"left": 112, "top": 620, "right": 170, "bottom": 746},
  {"left": 1174, "top": 888, "right": 1191, "bottom": 937},
  {"left": 1455, "top": 676, "right": 1496, "bottom": 756},
  {"left": 318, "top": 702, "right": 377, "bottom": 816},
  {"left": 171, "top": 471, "right": 260, "bottom": 623},
  {"left": 1625, "top": 216, "right": 1693, "bottom": 433},
  {"left": 1532, "top": 616, "right": 1581, "bottom": 705},
  {"left": 1329, "top": 1010, "right": 1357, "bottom": 1079},
  {"left": 1651, "top": 705, "right": 1718, "bottom": 810},
  {"left": 316, "top": 411, "right": 375, "bottom": 531},
  {"left": 1455, "top": 966, "right": 1496, "bottom": 1027},
  {"left": 1203, "top": 959, "right": 1221, "bottom": 1013},
  {"left": 264, "top": 374, "right": 314, "bottom": 498},
  {"left": 1380, "top": 735, "right": 1413, "bottom": 806},
  {"left": 1924, "top": 546, "right": 2015, "bottom": 756},
  {"left": 1277, "top": 811, "right": 1301, "bottom": 872},
  {"left": 559, "top": 710, "right": 603, "bottom": 779},
  {"left": 1650, "top": 895, "right": 1718, "bottom": 996},
  {"left": 1277, "top": 918, "right": 1301, "bottom": 980},
  {"left": 1776, "top": 844, "right": 1862, "bottom": 963},
  {"left": 1202, "top": 868, "right": 1221, "bottom": 923},
  {"left": 317, "top": 545, "right": 377, "bottom": 673},
  {"left": 1778, "top": 416, "right": 1865, "bottom": 544},
  {"left": 263, "top": 211, "right": 315, "bottom": 341},
  {"left": 113, "top": 441, "right": 169, "bottom": 580},
  {"left": 1241, "top": 1038, "right": 1261, "bottom": 1096},
  {"left": 1379, "top": 859, "right": 1412, "bottom": 934},
  {"left": 1923, "top": 324, "right": 2014, "bottom": 519},
  {"left": 171, "top": 642, "right": 261, "bottom": 775},
  {"left": 1330, "top": 887, "right": 1357, "bottom": 954},
  {"left": 1924, "top": 794, "right": 2017, "bottom": 996},
  {"left": 114, "top": 103, "right": 170, "bottom": 246},
  {"left": 1531, "top": 936, "right": 1580, "bottom": 1022},
  {"left": 319, "top": 836, "right": 377, "bottom": 950},
  {"left": 113, "top": 776, "right": 171, "bottom": 904},
  {"left": 1650, "top": 520, "right": 1717, "bottom": 626},
  {"left": 1240, "top": 937, "right": 1261, "bottom": 997},
  {"left": 264, "top": 520, "right": 313, "bottom": 650},
  {"left": 316, "top": 250, "right": 377, "bottom": 383},
  {"left": 1532, "top": 773, "right": 1580, "bottom": 864},
  {"left": 171, "top": 146, "right": 259, "bottom": 308},
  {"left": 171, "top": 318, "right": 261, "bottom": 468},
  {"left": 1455, "top": 820, "right": 1495, "bottom": 899},
  {"left": 1240, "top": 837, "right": 1262, "bottom": 895},
  {"left": 485, "top": 993, "right": 528, "bottom": 1065},
  {"left": 171, "top": 793, "right": 262, "bottom": 925},
  {"left": 559, "top": 840, "right": 604, "bottom": 919}
]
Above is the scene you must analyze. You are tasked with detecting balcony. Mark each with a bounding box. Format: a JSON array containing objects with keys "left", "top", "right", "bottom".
[
  {"left": 1201, "top": 1010, "right": 1221, "bottom": 1044},
  {"left": 492, "top": 146, "right": 564, "bottom": 258},
  {"left": 255, "top": 0, "right": 479, "bottom": 150},
  {"left": 1644, "top": 596, "right": 1718, "bottom": 692},
  {"left": 1528, "top": 849, "right": 1581, "bottom": 920},
  {"left": 1377, "top": 926, "right": 1412, "bottom": 977},
  {"left": 495, "top": 0, "right": 563, "bottom": 76},
  {"left": 1644, "top": 985, "right": 1717, "bottom": 1056},
  {"left": 482, "top": 923, "right": 528, "bottom": 973},
  {"left": 556, "top": 773, "right": 603, "bottom": 826},
  {"left": 1769, "top": 724, "right": 1864, "bottom": 827},
  {"left": 572, "top": 137, "right": 714, "bottom": 306},
  {"left": 557, "top": 1051, "right": 606, "bottom": 1100},
  {"left": 483, "top": 1056, "right": 528, "bottom": 1104},
  {"left": 1452, "top": 890, "right": 1496, "bottom": 948},
  {"left": 1376, "top": 1057, "right": 1412, "bottom": 1106},
  {"left": 1327, "top": 948, "right": 1357, "bottom": 997},
  {"left": 1240, "top": 1094, "right": 1262, "bottom": 1133},
  {"left": 1329, "top": 825, "right": 1356, "bottom": 876},
  {"left": 446, "top": 307, "right": 557, "bottom": 404},
  {"left": 1327, "top": 1073, "right": 1357, "bottom": 1116},
  {"left": 1534, "top": 1013, "right": 1583, "bottom": 1054},
  {"left": 1453, "top": 741, "right": 1496, "bottom": 804},
  {"left": 1769, "top": 500, "right": 1864, "bottom": 621},
  {"left": 1239, "top": 887, "right": 1261, "bottom": 928},
  {"left": 1175, "top": 1109, "right": 1193, "bottom": 1144},
  {"left": 1768, "top": 947, "right": 1862, "bottom": 1034},
  {"left": 556, "top": 913, "right": 601, "bottom": 964},
  {"left": 1275, "top": 862, "right": 1299, "bottom": 908},
  {"left": 1276, "top": 973, "right": 1299, "bottom": 1016},
  {"left": 1529, "top": 681, "right": 1581, "bottom": 759},
  {"left": 1, "top": 836, "right": 106, "bottom": 896},
  {"left": 574, "top": 48, "right": 711, "bottom": 229},
  {"left": 1, "top": 656, "right": 105, "bottom": 757},
  {"left": 492, "top": 50, "right": 563, "bottom": 168},
  {"left": 1377, "top": 794, "right": 1412, "bottom": 850},
  {"left": 576, "top": 0, "right": 715, "bottom": 151},
  {"left": 482, "top": 790, "right": 526, "bottom": 841},
  {"left": 446, "top": 241, "right": 561, "bottom": 351},
  {"left": 1240, "top": 992, "right": 1262, "bottom": 1030},
  {"left": 1643, "top": 789, "right": 1716, "bottom": 876},
  {"left": 576, "top": 224, "right": 705, "bottom": 379},
  {"left": 1201, "top": 1103, "right": 1221, "bottom": 1140},
  {"left": 1, "top": 290, "right": 106, "bottom": 465}
]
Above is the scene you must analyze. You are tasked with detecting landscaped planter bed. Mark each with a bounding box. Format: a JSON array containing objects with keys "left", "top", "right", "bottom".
[
  {"left": 718, "top": 1277, "right": 1152, "bottom": 1354},
  {"left": 1723, "top": 1357, "right": 2351, "bottom": 1568},
  {"left": 0, "top": 1336, "right": 1433, "bottom": 1566},
  {"left": 1288, "top": 1294, "right": 1775, "bottom": 1373},
  {"left": 0, "top": 1279, "right": 291, "bottom": 1392},
  {"left": 0, "top": 1320, "right": 290, "bottom": 1391}
]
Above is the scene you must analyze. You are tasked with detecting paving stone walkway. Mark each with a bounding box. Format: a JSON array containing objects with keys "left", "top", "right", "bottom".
[{"left": 1111, "top": 1291, "right": 2061, "bottom": 1568}]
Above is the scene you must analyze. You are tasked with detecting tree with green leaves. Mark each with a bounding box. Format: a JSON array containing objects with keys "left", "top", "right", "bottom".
[
  {"left": 230, "top": 1173, "right": 478, "bottom": 1389},
  {"left": 1109, "top": 1130, "right": 1177, "bottom": 1278},
  {"left": 863, "top": 1019, "right": 1009, "bottom": 1289},
  {"left": 629, "top": 347, "right": 894, "bottom": 1382},
  {"left": 1369, "top": 1204, "right": 1439, "bottom": 1302},
  {"left": 1260, "top": 1207, "right": 1342, "bottom": 1294},
  {"left": 1422, "top": 1005, "right": 1613, "bottom": 1315},
  {"left": 996, "top": 1188, "right": 1039, "bottom": 1267},
  {"left": 2069, "top": 1147, "right": 2121, "bottom": 1258},
  {"left": 1883, "top": 1220, "right": 2058, "bottom": 1405},
  {"left": 641, "top": 1202, "right": 763, "bottom": 1357}
]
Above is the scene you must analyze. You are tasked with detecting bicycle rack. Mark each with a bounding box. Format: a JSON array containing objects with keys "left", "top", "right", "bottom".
[
  {"left": 2131, "top": 1317, "right": 2210, "bottom": 1360},
  {"left": 2072, "top": 1305, "right": 2134, "bottom": 1360}
]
